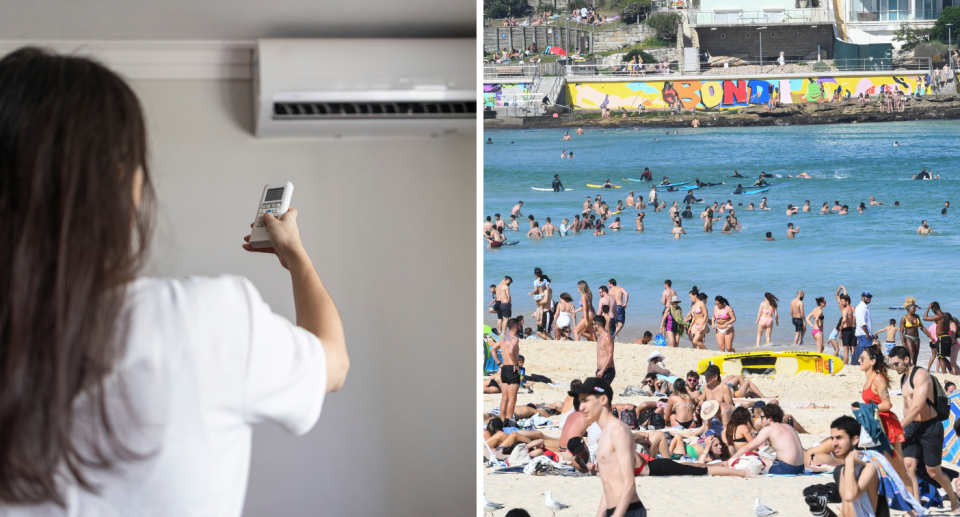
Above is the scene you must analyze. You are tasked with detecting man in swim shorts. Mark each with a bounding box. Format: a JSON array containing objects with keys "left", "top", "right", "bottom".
[
  {"left": 495, "top": 276, "right": 513, "bottom": 335},
  {"left": 511, "top": 201, "right": 523, "bottom": 218},
  {"left": 608, "top": 279, "right": 629, "bottom": 339},
  {"left": 496, "top": 318, "right": 522, "bottom": 427},
  {"left": 836, "top": 286, "right": 857, "bottom": 365},
  {"left": 854, "top": 291, "right": 873, "bottom": 364},
  {"left": 594, "top": 315, "right": 616, "bottom": 383},
  {"left": 729, "top": 403, "right": 805, "bottom": 474},
  {"left": 790, "top": 290, "right": 806, "bottom": 346},
  {"left": 923, "top": 302, "right": 952, "bottom": 373}
]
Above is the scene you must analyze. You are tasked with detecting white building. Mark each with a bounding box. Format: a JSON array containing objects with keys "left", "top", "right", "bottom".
[{"left": 840, "top": 0, "right": 944, "bottom": 45}]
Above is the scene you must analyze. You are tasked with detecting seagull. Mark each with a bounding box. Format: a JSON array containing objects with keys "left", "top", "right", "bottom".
[
  {"left": 482, "top": 493, "right": 504, "bottom": 515},
  {"left": 542, "top": 491, "right": 570, "bottom": 517},
  {"left": 754, "top": 497, "right": 778, "bottom": 516}
]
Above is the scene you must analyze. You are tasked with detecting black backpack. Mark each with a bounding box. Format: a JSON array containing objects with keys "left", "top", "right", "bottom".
[{"left": 903, "top": 366, "right": 951, "bottom": 422}]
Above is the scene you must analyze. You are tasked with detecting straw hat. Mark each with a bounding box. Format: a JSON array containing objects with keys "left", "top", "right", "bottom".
[
  {"left": 669, "top": 295, "right": 680, "bottom": 303},
  {"left": 700, "top": 400, "right": 720, "bottom": 421}
]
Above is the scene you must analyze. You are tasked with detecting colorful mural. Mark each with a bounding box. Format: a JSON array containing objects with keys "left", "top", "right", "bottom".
[
  {"left": 566, "top": 74, "right": 929, "bottom": 110},
  {"left": 484, "top": 83, "right": 533, "bottom": 107}
]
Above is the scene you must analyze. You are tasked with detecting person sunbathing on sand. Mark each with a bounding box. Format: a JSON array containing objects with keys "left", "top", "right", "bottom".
[
  {"left": 721, "top": 374, "right": 768, "bottom": 398},
  {"left": 729, "top": 403, "right": 806, "bottom": 474}
]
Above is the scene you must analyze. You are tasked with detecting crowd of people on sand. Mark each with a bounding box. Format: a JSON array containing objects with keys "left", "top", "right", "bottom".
[{"left": 484, "top": 269, "right": 960, "bottom": 516}]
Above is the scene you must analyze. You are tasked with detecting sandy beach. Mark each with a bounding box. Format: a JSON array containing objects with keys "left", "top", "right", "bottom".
[{"left": 483, "top": 340, "right": 960, "bottom": 516}]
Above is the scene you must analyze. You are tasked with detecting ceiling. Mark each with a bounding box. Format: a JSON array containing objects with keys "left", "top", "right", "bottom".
[{"left": 1, "top": 0, "right": 475, "bottom": 40}]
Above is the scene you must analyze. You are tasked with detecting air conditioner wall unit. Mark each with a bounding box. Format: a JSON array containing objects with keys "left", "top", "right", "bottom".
[{"left": 254, "top": 38, "right": 476, "bottom": 137}]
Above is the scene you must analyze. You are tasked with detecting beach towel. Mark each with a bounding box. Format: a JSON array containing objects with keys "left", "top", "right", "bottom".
[
  {"left": 860, "top": 450, "right": 926, "bottom": 515},
  {"left": 516, "top": 414, "right": 551, "bottom": 429},
  {"left": 656, "top": 374, "right": 679, "bottom": 385},
  {"left": 940, "top": 391, "right": 960, "bottom": 464},
  {"left": 854, "top": 403, "right": 892, "bottom": 456},
  {"left": 522, "top": 455, "right": 570, "bottom": 475}
]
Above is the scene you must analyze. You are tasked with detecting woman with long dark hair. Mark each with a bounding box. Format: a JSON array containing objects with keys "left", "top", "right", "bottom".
[
  {"left": 0, "top": 48, "right": 349, "bottom": 512},
  {"left": 755, "top": 292, "right": 779, "bottom": 347},
  {"left": 859, "top": 345, "right": 909, "bottom": 487},
  {"left": 712, "top": 296, "right": 736, "bottom": 352},
  {"left": 723, "top": 407, "right": 756, "bottom": 453}
]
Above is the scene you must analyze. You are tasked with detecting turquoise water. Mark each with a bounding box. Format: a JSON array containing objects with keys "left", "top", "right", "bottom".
[{"left": 483, "top": 121, "right": 960, "bottom": 348}]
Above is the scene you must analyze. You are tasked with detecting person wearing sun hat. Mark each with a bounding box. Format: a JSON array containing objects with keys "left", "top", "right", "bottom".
[{"left": 660, "top": 295, "right": 686, "bottom": 347}]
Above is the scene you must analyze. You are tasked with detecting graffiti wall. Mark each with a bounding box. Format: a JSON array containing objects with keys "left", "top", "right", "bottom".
[
  {"left": 484, "top": 83, "right": 533, "bottom": 107},
  {"left": 566, "top": 74, "right": 929, "bottom": 110}
]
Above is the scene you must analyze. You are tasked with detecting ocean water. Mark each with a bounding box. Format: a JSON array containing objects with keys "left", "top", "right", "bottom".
[{"left": 483, "top": 121, "right": 960, "bottom": 352}]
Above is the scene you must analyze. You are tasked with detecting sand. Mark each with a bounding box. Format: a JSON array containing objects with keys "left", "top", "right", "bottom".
[{"left": 482, "top": 340, "right": 960, "bottom": 516}]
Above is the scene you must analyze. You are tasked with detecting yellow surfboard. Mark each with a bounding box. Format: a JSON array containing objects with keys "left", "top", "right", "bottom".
[
  {"left": 586, "top": 184, "right": 622, "bottom": 189},
  {"left": 696, "top": 351, "right": 844, "bottom": 376}
]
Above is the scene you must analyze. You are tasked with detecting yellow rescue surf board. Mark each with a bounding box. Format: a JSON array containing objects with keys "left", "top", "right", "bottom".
[{"left": 696, "top": 351, "right": 844, "bottom": 376}]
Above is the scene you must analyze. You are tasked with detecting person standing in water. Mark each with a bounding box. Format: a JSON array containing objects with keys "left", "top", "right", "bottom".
[{"left": 552, "top": 174, "right": 565, "bottom": 192}]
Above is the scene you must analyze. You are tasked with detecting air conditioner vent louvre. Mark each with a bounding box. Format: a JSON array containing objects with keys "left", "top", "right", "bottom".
[{"left": 272, "top": 101, "right": 476, "bottom": 120}]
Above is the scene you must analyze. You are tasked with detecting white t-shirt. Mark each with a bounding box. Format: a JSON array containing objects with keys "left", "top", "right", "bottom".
[
  {"left": 2, "top": 276, "right": 327, "bottom": 517},
  {"left": 855, "top": 301, "right": 873, "bottom": 336}
]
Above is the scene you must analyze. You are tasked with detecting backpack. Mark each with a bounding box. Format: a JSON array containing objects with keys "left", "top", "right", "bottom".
[
  {"left": 618, "top": 408, "right": 639, "bottom": 429},
  {"left": 903, "top": 366, "right": 951, "bottom": 422}
]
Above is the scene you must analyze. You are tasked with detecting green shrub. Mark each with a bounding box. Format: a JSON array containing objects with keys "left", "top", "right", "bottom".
[
  {"left": 641, "top": 36, "right": 670, "bottom": 48},
  {"left": 623, "top": 48, "right": 655, "bottom": 63},
  {"left": 644, "top": 12, "right": 682, "bottom": 41},
  {"left": 485, "top": 0, "right": 530, "bottom": 18},
  {"left": 894, "top": 22, "right": 930, "bottom": 50},
  {"left": 914, "top": 41, "right": 948, "bottom": 60},
  {"left": 930, "top": 6, "right": 960, "bottom": 44},
  {"left": 812, "top": 60, "right": 830, "bottom": 72},
  {"left": 567, "top": 0, "right": 589, "bottom": 11}
]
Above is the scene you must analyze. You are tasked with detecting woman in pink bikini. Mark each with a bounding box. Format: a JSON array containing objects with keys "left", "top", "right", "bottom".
[
  {"left": 712, "top": 296, "right": 737, "bottom": 352},
  {"left": 755, "top": 293, "right": 779, "bottom": 347},
  {"left": 805, "top": 296, "right": 827, "bottom": 354}
]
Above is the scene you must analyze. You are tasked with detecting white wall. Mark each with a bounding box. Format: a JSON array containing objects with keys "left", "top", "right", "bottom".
[{"left": 132, "top": 79, "right": 476, "bottom": 516}]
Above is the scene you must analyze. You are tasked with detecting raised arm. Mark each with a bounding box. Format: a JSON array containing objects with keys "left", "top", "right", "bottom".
[
  {"left": 247, "top": 210, "right": 349, "bottom": 393},
  {"left": 729, "top": 426, "right": 771, "bottom": 462}
]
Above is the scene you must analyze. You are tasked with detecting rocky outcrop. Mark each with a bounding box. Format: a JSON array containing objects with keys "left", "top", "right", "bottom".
[{"left": 483, "top": 93, "right": 960, "bottom": 129}]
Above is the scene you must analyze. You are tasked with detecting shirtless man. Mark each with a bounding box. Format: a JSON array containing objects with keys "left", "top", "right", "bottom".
[
  {"left": 608, "top": 279, "right": 629, "bottom": 339},
  {"left": 819, "top": 203, "right": 830, "bottom": 214},
  {"left": 527, "top": 214, "right": 536, "bottom": 232},
  {"left": 668, "top": 201, "right": 679, "bottom": 221},
  {"left": 802, "top": 200, "right": 811, "bottom": 212},
  {"left": 918, "top": 220, "right": 934, "bottom": 235},
  {"left": 482, "top": 216, "right": 495, "bottom": 241},
  {"left": 570, "top": 379, "right": 646, "bottom": 517},
  {"left": 635, "top": 211, "right": 645, "bottom": 232},
  {"left": 726, "top": 210, "right": 742, "bottom": 231},
  {"left": 787, "top": 223, "right": 799, "bottom": 238},
  {"left": 527, "top": 222, "right": 542, "bottom": 239},
  {"left": 495, "top": 276, "right": 513, "bottom": 335},
  {"left": 661, "top": 280, "right": 677, "bottom": 309},
  {"left": 836, "top": 286, "right": 856, "bottom": 365},
  {"left": 832, "top": 201, "right": 842, "bottom": 212},
  {"left": 496, "top": 318, "right": 521, "bottom": 425},
  {"left": 512, "top": 201, "right": 523, "bottom": 218},
  {"left": 598, "top": 286, "right": 617, "bottom": 335},
  {"left": 790, "top": 291, "right": 806, "bottom": 345},
  {"left": 594, "top": 316, "right": 616, "bottom": 383},
  {"left": 648, "top": 185, "right": 658, "bottom": 207},
  {"left": 506, "top": 215, "right": 519, "bottom": 231},
  {"left": 869, "top": 195, "right": 884, "bottom": 206},
  {"left": 608, "top": 217, "right": 622, "bottom": 230},
  {"left": 593, "top": 195, "right": 604, "bottom": 215},
  {"left": 700, "top": 365, "right": 735, "bottom": 424},
  {"left": 729, "top": 403, "right": 805, "bottom": 474},
  {"left": 889, "top": 346, "right": 960, "bottom": 509},
  {"left": 584, "top": 196, "right": 592, "bottom": 215},
  {"left": 759, "top": 197, "right": 769, "bottom": 210},
  {"left": 785, "top": 204, "right": 798, "bottom": 216},
  {"left": 542, "top": 217, "right": 558, "bottom": 236},
  {"left": 494, "top": 213, "right": 505, "bottom": 232},
  {"left": 562, "top": 131, "right": 572, "bottom": 141},
  {"left": 625, "top": 191, "right": 635, "bottom": 208},
  {"left": 557, "top": 406, "right": 590, "bottom": 461},
  {"left": 576, "top": 126, "right": 584, "bottom": 135}
]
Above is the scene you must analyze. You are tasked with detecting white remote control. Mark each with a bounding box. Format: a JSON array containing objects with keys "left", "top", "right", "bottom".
[{"left": 249, "top": 181, "right": 293, "bottom": 249}]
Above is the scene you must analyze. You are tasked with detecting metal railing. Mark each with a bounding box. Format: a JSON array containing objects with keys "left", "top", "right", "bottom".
[
  {"left": 565, "top": 57, "right": 932, "bottom": 78},
  {"left": 847, "top": 9, "right": 940, "bottom": 21},
  {"left": 686, "top": 8, "right": 835, "bottom": 25},
  {"left": 492, "top": 93, "right": 547, "bottom": 117},
  {"left": 483, "top": 64, "right": 540, "bottom": 79}
]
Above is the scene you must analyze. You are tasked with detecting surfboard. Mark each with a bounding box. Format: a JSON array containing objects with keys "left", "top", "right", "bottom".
[
  {"left": 532, "top": 187, "right": 575, "bottom": 191},
  {"left": 656, "top": 182, "right": 690, "bottom": 188},
  {"left": 586, "top": 184, "right": 622, "bottom": 189},
  {"left": 696, "top": 351, "right": 844, "bottom": 376},
  {"left": 622, "top": 177, "right": 645, "bottom": 182},
  {"left": 736, "top": 188, "right": 769, "bottom": 195}
]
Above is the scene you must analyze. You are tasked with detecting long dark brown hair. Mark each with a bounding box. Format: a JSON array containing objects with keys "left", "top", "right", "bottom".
[{"left": 0, "top": 48, "right": 155, "bottom": 504}]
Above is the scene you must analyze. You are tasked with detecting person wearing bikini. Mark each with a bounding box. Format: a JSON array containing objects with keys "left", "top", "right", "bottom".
[
  {"left": 573, "top": 280, "right": 596, "bottom": 342},
  {"left": 900, "top": 301, "right": 931, "bottom": 366},
  {"left": 806, "top": 296, "right": 827, "bottom": 354},
  {"left": 553, "top": 293, "right": 576, "bottom": 341},
  {"left": 923, "top": 301, "right": 952, "bottom": 374},
  {"left": 594, "top": 315, "right": 616, "bottom": 383},
  {"left": 858, "top": 345, "right": 910, "bottom": 489},
  {"left": 712, "top": 295, "right": 737, "bottom": 352},
  {"left": 755, "top": 292, "right": 779, "bottom": 348},
  {"left": 836, "top": 286, "right": 857, "bottom": 365},
  {"left": 664, "top": 379, "right": 698, "bottom": 428}
]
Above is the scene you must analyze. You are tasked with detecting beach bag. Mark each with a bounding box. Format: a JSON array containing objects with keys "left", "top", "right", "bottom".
[
  {"left": 618, "top": 408, "right": 638, "bottom": 429},
  {"left": 637, "top": 410, "right": 665, "bottom": 430},
  {"left": 859, "top": 425, "right": 880, "bottom": 448},
  {"left": 730, "top": 452, "right": 763, "bottom": 476},
  {"left": 654, "top": 333, "right": 666, "bottom": 346}
]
